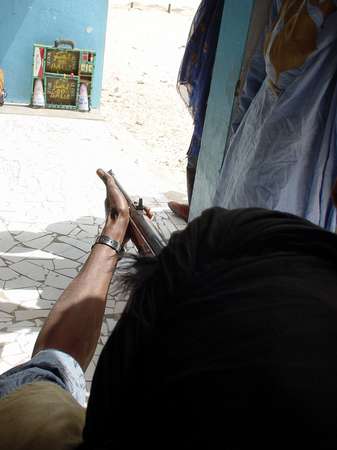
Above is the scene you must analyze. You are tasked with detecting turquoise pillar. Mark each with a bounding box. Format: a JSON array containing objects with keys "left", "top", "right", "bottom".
[{"left": 190, "top": 0, "right": 255, "bottom": 220}]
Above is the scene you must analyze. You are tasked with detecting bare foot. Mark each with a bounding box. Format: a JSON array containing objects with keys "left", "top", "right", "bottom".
[{"left": 168, "top": 201, "right": 189, "bottom": 222}]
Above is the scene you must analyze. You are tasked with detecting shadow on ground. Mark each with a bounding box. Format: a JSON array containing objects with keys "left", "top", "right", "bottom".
[{"left": 0, "top": 216, "right": 129, "bottom": 373}]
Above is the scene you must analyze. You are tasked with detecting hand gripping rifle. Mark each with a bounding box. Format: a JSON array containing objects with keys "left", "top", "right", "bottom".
[{"left": 108, "top": 170, "right": 167, "bottom": 256}]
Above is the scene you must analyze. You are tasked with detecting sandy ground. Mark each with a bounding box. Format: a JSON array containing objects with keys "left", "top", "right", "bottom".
[{"left": 101, "top": 1, "right": 197, "bottom": 196}]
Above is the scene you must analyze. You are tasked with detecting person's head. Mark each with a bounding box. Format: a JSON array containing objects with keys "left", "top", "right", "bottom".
[{"left": 84, "top": 207, "right": 337, "bottom": 449}]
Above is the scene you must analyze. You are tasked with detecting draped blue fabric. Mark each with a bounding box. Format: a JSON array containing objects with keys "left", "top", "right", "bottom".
[
  {"left": 214, "top": 0, "right": 337, "bottom": 231},
  {"left": 177, "top": 0, "right": 224, "bottom": 157}
]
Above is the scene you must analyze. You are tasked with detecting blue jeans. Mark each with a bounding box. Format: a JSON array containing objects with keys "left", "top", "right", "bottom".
[{"left": 0, "top": 349, "right": 86, "bottom": 406}]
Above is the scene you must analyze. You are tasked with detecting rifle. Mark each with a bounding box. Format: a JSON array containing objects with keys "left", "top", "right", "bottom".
[{"left": 108, "top": 170, "right": 167, "bottom": 256}]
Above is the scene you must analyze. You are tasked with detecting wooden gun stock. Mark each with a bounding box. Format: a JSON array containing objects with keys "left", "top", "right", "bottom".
[{"left": 108, "top": 170, "right": 166, "bottom": 256}]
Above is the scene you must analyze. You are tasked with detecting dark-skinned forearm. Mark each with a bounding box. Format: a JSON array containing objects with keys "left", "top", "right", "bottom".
[{"left": 32, "top": 220, "right": 127, "bottom": 370}]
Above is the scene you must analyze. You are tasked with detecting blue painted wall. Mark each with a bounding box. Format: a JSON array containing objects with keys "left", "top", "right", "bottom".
[{"left": 0, "top": 0, "right": 108, "bottom": 108}]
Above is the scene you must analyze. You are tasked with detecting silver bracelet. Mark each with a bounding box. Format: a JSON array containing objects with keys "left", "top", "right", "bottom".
[{"left": 92, "top": 235, "right": 124, "bottom": 254}]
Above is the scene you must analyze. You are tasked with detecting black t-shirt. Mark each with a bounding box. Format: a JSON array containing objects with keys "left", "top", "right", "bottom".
[{"left": 82, "top": 208, "right": 337, "bottom": 449}]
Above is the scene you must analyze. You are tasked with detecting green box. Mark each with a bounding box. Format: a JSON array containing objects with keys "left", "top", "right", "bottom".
[
  {"left": 45, "top": 74, "right": 80, "bottom": 110},
  {"left": 31, "top": 41, "right": 96, "bottom": 110}
]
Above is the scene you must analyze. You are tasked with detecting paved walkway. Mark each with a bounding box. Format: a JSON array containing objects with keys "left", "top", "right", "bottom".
[{"left": 0, "top": 108, "right": 185, "bottom": 395}]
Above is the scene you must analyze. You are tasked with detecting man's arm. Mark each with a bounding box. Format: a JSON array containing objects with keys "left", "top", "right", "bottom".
[{"left": 32, "top": 169, "right": 129, "bottom": 371}]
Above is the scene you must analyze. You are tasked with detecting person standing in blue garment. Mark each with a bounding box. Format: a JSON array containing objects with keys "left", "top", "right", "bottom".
[
  {"left": 168, "top": 0, "right": 224, "bottom": 221},
  {"left": 214, "top": 0, "right": 337, "bottom": 231}
]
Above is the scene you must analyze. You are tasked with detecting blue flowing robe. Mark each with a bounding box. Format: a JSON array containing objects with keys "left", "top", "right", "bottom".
[
  {"left": 214, "top": 0, "right": 337, "bottom": 231},
  {"left": 177, "top": 0, "right": 224, "bottom": 158}
]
